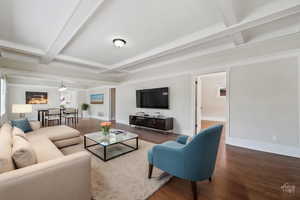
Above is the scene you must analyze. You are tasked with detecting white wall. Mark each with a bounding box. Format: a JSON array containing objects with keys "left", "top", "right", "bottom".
[
  {"left": 86, "top": 88, "right": 110, "bottom": 120},
  {"left": 7, "top": 85, "right": 79, "bottom": 120},
  {"left": 116, "top": 74, "right": 194, "bottom": 135},
  {"left": 77, "top": 90, "right": 87, "bottom": 113},
  {"left": 228, "top": 58, "right": 300, "bottom": 157},
  {"left": 200, "top": 73, "right": 226, "bottom": 121}
]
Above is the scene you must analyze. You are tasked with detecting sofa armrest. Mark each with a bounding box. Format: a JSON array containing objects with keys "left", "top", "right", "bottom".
[
  {"left": 29, "top": 121, "right": 41, "bottom": 131},
  {"left": 0, "top": 152, "right": 91, "bottom": 200}
]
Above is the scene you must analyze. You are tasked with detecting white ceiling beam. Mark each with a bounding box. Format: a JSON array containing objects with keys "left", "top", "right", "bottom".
[
  {"left": 217, "top": 0, "right": 245, "bottom": 45},
  {"left": 0, "top": 40, "right": 44, "bottom": 56},
  {"left": 0, "top": 67, "right": 118, "bottom": 86},
  {"left": 0, "top": 40, "right": 109, "bottom": 71},
  {"left": 1, "top": 49, "right": 103, "bottom": 74},
  {"left": 0, "top": 50, "right": 40, "bottom": 64},
  {"left": 40, "top": 0, "right": 106, "bottom": 65},
  {"left": 110, "top": 1, "right": 300, "bottom": 70},
  {"left": 128, "top": 31, "right": 300, "bottom": 74},
  {"left": 55, "top": 55, "right": 108, "bottom": 70}
]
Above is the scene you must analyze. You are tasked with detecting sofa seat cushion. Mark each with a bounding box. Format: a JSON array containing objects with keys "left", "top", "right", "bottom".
[
  {"left": 26, "top": 134, "right": 63, "bottom": 163},
  {"left": 54, "top": 137, "right": 81, "bottom": 149},
  {"left": 0, "top": 123, "right": 15, "bottom": 173},
  {"left": 30, "top": 125, "right": 80, "bottom": 142}
]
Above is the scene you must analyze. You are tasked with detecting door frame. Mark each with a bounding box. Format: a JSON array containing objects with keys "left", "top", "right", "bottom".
[
  {"left": 108, "top": 88, "right": 116, "bottom": 121},
  {"left": 191, "top": 68, "right": 230, "bottom": 141}
]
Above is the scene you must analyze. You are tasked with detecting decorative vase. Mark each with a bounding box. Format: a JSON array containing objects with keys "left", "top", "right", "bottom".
[
  {"left": 100, "top": 121, "right": 112, "bottom": 136},
  {"left": 102, "top": 126, "right": 110, "bottom": 136}
]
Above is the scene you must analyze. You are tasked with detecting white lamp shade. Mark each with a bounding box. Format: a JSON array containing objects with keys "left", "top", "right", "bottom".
[{"left": 12, "top": 104, "right": 32, "bottom": 113}]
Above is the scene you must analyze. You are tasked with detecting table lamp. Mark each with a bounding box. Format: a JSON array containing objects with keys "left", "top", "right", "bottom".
[{"left": 12, "top": 104, "right": 32, "bottom": 118}]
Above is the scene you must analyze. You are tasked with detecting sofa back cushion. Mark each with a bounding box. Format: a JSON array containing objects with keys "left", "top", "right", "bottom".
[
  {"left": 11, "top": 119, "right": 33, "bottom": 133},
  {"left": 29, "top": 121, "right": 41, "bottom": 131},
  {"left": 0, "top": 123, "right": 15, "bottom": 173},
  {"left": 12, "top": 136, "right": 37, "bottom": 168},
  {"left": 12, "top": 127, "right": 28, "bottom": 141}
]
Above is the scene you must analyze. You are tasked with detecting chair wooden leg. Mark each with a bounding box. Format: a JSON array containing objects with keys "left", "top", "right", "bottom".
[
  {"left": 209, "top": 177, "right": 212, "bottom": 182},
  {"left": 191, "top": 181, "right": 198, "bottom": 200},
  {"left": 148, "top": 164, "right": 153, "bottom": 179}
]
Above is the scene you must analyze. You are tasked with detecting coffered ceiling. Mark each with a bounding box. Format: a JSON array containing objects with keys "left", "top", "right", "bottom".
[{"left": 0, "top": 0, "right": 300, "bottom": 89}]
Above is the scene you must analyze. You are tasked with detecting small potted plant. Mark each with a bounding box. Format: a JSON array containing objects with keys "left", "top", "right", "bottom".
[
  {"left": 100, "top": 121, "right": 112, "bottom": 136},
  {"left": 81, "top": 103, "right": 89, "bottom": 118}
]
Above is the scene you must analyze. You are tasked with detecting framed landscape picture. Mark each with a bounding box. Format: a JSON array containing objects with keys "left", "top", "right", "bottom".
[
  {"left": 90, "top": 94, "right": 104, "bottom": 104},
  {"left": 26, "top": 92, "right": 48, "bottom": 104}
]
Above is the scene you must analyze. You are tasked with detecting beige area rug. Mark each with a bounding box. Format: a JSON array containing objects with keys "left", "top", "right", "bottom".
[{"left": 61, "top": 139, "right": 171, "bottom": 200}]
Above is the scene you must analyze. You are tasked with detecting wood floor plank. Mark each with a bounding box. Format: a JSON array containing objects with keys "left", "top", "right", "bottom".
[{"left": 71, "top": 118, "right": 300, "bottom": 200}]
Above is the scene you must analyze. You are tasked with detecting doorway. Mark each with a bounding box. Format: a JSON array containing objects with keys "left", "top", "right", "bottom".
[{"left": 195, "top": 72, "right": 227, "bottom": 134}]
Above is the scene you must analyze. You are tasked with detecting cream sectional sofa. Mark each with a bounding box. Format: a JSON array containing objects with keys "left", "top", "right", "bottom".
[{"left": 0, "top": 122, "right": 91, "bottom": 200}]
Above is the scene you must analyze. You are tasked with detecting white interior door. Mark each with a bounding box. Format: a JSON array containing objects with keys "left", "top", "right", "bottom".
[{"left": 196, "top": 77, "right": 202, "bottom": 133}]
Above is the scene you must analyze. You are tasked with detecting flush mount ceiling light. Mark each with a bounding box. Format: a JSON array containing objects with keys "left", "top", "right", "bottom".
[
  {"left": 113, "top": 38, "right": 126, "bottom": 48},
  {"left": 58, "top": 81, "right": 67, "bottom": 92}
]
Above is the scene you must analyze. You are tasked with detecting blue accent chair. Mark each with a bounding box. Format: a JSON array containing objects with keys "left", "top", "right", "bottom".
[{"left": 148, "top": 125, "right": 223, "bottom": 200}]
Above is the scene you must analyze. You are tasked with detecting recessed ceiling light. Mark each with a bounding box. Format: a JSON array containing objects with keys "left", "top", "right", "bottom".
[{"left": 113, "top": 38, "right": 126, "bottom": 48}]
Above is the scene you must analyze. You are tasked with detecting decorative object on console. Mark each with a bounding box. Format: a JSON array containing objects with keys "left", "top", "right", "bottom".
[
  {"left": 26, "top": 91, "right": 48, "bottom": 104},
  {"left": 12, "top": 104, "right": 32, "bottom": 118},
  {"left": 152, "top": 112, "right": 163, "bottom": 118},
  {"left": 135, "top": 112, "right": 145, "bottom": 116},
  {"left": 100, "top": 121, "right": 112, "bottom": 136},
  {"left": 90, "top": 94, "right": 104, "bottom": 104},
  {"left": 129, "top": 115, "right": 173, "bottom": 132}
]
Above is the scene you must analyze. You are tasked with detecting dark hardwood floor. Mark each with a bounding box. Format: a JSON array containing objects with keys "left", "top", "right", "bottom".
[
  {"left": 75, "top": 118, "right": 179, "bottom": 144},
  {"left": 73, "top": 118, "right": 299, "bottom": 200}
]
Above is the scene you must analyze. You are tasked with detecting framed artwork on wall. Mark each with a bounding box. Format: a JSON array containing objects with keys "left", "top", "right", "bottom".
[
  {"left": 90, "top": 94, "right": 104, "bottom": 104},
  {"left": 26, "top": 92, "right": 48, "bottom": 104}
]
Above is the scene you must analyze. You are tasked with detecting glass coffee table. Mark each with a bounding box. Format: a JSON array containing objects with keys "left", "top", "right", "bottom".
[{"left": 84, "top": 129, "right": 139, "bottom": 161}]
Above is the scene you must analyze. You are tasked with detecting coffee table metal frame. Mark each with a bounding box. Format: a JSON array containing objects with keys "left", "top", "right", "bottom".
[{"left": 84, "top": 133, "right": 139, "bottom": 161}]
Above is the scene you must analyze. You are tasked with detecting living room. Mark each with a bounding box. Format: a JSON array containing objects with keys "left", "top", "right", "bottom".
[{"left": 1, "top": 0, "right": 300, "bottom": 200}]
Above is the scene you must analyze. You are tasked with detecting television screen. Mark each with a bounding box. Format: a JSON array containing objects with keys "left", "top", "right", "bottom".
[{"left": 136, "top": 87, "right": 169, "bottom": 109}]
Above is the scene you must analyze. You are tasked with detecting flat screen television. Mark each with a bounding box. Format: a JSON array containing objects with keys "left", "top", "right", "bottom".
[{"left": 136, "top": 87, "right": 169, "bottom": 109}]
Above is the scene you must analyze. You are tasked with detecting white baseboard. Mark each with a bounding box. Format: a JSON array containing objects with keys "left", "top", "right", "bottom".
[
  {"left": 226, "top": 137, "right": 300, "bottom": 158},
  {"left": 201, "top": 116, "right": 226, "bottom": 122},
  {"left": 116, "top": 120, "right": 129, "bottom": 125},
  {"left": 89, "top": 116, "right": 110, "bottom": 121}
]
